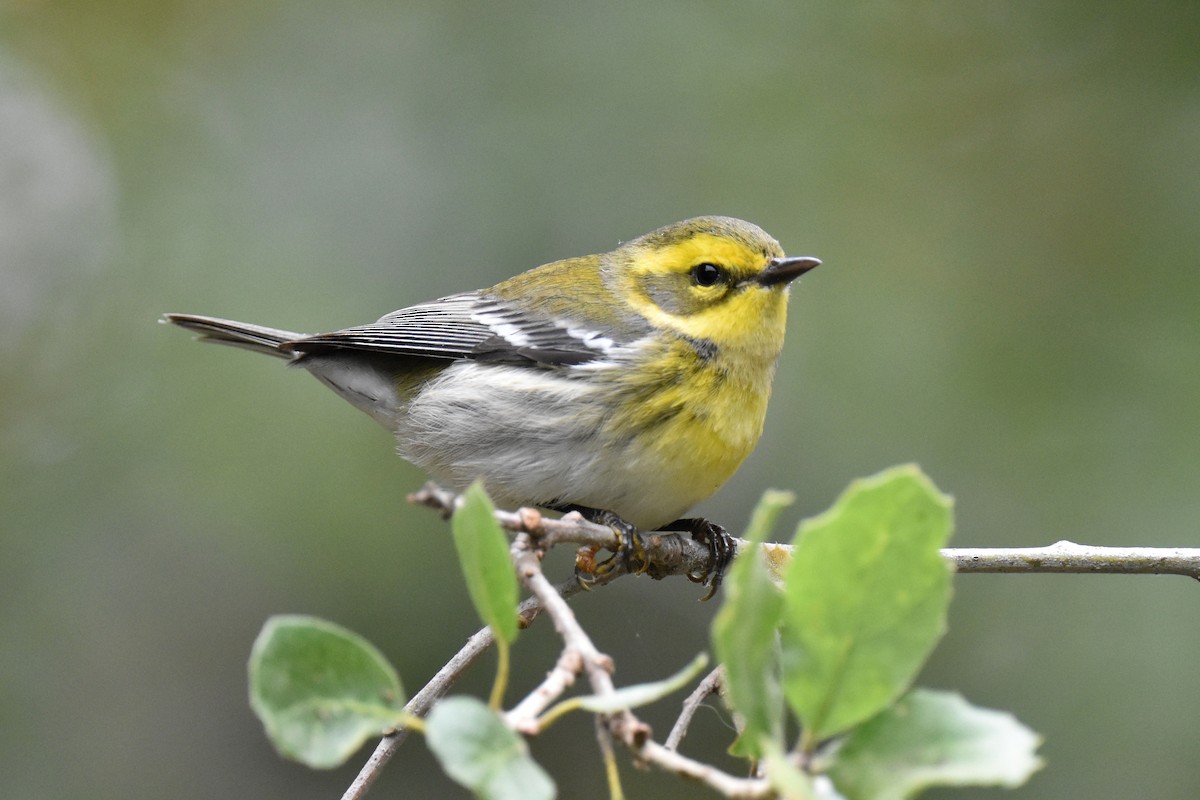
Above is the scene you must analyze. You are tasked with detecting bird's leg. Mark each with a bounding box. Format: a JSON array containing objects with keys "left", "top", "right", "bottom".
[
  {"left": 657, "top": 517, "right": 735, "bottom": 601},
  {"left": 550, "top": 504, "right": 649, "bottom": 581}
]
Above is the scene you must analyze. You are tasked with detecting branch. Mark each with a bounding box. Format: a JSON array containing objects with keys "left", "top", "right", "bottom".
[
  {"left": 944, "top": 540, "right": 1200, "bottom": 579},
  {"left": 409, "top": 483, "right": 714, "bottom": 583},
  {"left": 512, "top": 531, "right": 619, "bottom": 700},
  {"left": 412, "top": 485, "right": 1200, "bottom": 581},
  {"left": 635, "top": 738, "right": 774, "bottom": 799},
  {"left": 664, "top": 666, "right": 724, "bottom": 751},
  {"left": 341, "top": 574, "right": 584, "bottom": 800},
  {"left": 348, "top": 487, "right": 1200, "bottom": 799},
  {"left": 509, "top": 528, "right": 775, "bottom": 797}
]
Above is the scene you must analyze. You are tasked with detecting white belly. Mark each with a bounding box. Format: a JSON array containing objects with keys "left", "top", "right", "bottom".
[{"left": 393, "top": 361, "right": 695, "bottom": 529}]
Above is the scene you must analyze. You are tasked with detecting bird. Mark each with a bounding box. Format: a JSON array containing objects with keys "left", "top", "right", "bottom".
[{"left": 164, "top": 216, "right": 820, "bottom": 592}]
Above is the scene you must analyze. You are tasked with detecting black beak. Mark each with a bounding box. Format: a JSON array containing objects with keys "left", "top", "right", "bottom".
[{"left": 757, "top": 255, "right": 822, "bottom": 287}]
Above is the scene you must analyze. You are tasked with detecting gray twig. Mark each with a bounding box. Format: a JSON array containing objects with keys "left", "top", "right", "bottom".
[
  {"left": 665, "top": 666, "right": 725, "bottom": 751},
  {"left": 944, "top": 540, "right": 1200, "bottom": 578},
  {"left": 340, "top": 573, "right": 582, "bottom": 800}
]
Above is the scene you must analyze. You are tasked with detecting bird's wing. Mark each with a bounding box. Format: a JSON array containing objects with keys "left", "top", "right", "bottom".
[{"left": 285, "top": 292, "right": 621, "bottom": 367}]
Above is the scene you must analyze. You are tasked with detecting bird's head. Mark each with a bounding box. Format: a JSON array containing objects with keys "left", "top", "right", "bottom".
[{"left": 607, "top": 216, "right": 820, "bottom": 357}]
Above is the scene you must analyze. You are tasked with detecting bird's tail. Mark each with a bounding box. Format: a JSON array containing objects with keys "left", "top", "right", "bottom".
[{"left": 162, "top": 313, "right": 308, "bottom": 359}]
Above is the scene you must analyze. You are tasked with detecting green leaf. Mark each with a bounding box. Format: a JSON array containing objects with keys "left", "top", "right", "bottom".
[
  {"left": 711, "top": 489, "right": 794, "bottom": 757},
  {"left": 828, "top": 689, "right": 1043, "bottom": 800},
  {"left": 573, "top": 652, "right": 709, "bottom": 714},
  {"left": 452, "top": 482, "right": 519, "bottom": 644},
  {"left": 248, "top": 615, "right": 406, "bottom": 769},
  {"left": 779, "top": 465, "right": 953, "bottom": 742},
  {"left": 427, "top": 696, "right": 555, "bottom": 800}
]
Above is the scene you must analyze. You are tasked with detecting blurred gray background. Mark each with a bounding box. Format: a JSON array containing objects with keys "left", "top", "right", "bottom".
[{"left": 2, "top": 3, "right": 1198, "bottom": 798}]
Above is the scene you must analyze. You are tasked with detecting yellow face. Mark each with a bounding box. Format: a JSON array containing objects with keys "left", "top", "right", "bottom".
[{"left": 613, "top": 221, "right": 793, "bottom": 360}]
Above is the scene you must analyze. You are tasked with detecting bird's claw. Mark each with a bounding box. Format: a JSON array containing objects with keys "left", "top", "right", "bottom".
[{"left": 681, "top": 518, "right": 735, "bottom": 601}]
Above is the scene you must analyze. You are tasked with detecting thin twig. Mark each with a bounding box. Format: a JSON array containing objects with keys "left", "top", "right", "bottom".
[
  {"left": 944, "top": 540, "right": 1200, "bottom": 578},
  {"left": 665, "top": 666, "right": 725, "bottom": 751},
  {"left": 512, "top": 534, "right": 617, "bottom": 693},
  {"left": 511, "top": 529, "right": 776, "bottom": 797},
  {"left": 636, "top": 739, "right": 774, "bottom": 798},
  {"left": 341, "top": 575, "right": 582, "bottom": 800},
  {"left": 340, "top": 626, "right": 493, "bottom": 800},
  {"left": 507, "top": 648, "right": 583, "bottom": 731}
]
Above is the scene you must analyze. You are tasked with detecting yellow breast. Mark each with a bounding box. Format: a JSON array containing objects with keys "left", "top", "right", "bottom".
[{"left": 599, "top": 337, "right": 778, "bottom": 523}]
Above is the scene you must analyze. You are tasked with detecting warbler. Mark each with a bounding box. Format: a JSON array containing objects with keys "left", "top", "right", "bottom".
[{"left": 165, "top": 216, "right": 819, "bottom": 589}]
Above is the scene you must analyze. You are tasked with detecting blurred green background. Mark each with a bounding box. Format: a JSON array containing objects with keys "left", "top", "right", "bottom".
[{"left": 3, "top": 2, "right": 1198, "bottom": 798}]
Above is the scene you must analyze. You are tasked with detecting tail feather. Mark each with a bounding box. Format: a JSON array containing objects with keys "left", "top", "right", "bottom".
[{"left": 162, "top": 313, "right": 308, "bottom": 359}]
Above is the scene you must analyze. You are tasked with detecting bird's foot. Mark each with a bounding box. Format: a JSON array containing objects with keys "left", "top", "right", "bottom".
[
  {"left": 554, "top": 504, "right": 648, "bottom": 587},
  {"left": 661, "top": 517, "right": 735, "bottom": 601}
]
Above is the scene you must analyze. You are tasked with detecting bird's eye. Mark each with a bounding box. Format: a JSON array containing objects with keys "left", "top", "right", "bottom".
[{"left": 690, "top": 263, "right": 725, "bottom": 287}]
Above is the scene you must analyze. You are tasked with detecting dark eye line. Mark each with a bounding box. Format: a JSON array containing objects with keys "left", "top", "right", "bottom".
[{"left": 690, "top": 262, "right": 727, "bottom": 288}]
